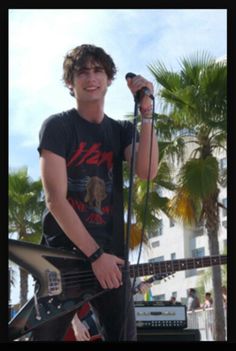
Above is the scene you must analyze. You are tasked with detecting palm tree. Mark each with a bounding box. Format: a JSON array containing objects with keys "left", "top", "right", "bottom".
[
  {"left": 123, "top": 113, "right": 186, "bottom": 257},
  {"left": 9, "top": 167, "right": 44, "bottom": 307},
  {"left": 148, "top": 52, "right": 227, "bottom": 340}
]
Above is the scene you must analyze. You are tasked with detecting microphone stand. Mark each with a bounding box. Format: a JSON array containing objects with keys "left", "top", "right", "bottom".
[{"left": 123, "top": 94, "right": 139, "bottom": 340}]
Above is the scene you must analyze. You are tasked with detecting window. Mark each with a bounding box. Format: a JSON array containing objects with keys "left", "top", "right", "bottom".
[
  {"left": 171, "top": 253, "right": 176, "bottom": 260},
  {"left": 149, "top": 256, "right": 164, "bottom": 263},
  {"left": 169, "top": 218, "right": 175, "bottom": 227},
  {"left": 174, "top": 128, "right": 196, "bottom": 138},
  {"left": 148, "top": 220, "right": 163, "bottom": 238},
  {"left": 222, "top": 198, "right": 227, "bottom": 217},
  {"left": 151, "top": 240, "right": 160, "bottom": 248},
  {"left": 156, "top": 219, "right": 163, "bottom": 236},
  {"left": 223, "top": 239, "right": 227, "bottom": 251},
  {"left": 220, "top": 157, "right": 227, "bottom": 170},
  {"left": 222, "top": 220, "right": 227, "bottom": 229},
  {"left": 148, "top": 231, "right": 156, "bottom": 239},
  {"left": 153, "top": 294, "right": 165, "bottom": 301},
  {"left": 185, "top": 247, "right": 205, "bottom": 277},
  {"left": 193, "top": 247, "right": 205, "bottom": 258},
  {"left": 194, "top": 219, "right": 205, "bottom": 236}
]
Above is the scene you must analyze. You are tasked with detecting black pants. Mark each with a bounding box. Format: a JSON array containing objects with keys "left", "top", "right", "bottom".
[
  {"left": 90, "top": 278, "right": 137, "bottom": 341},
  {"left": 31, "top": 281, "right": 137, "bottom": 341}
]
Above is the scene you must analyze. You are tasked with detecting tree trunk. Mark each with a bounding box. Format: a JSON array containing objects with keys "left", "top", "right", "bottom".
[
  {"left": 208, "top": 231, "right": 226, "bottom": 341},
  {"left": 205, "top": 190, "right": 226, "bottom": 341}
]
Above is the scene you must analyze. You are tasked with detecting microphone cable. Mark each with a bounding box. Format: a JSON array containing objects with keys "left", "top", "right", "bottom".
[{"left": 119, "top": 98, "right": 156, "bottom": 341}]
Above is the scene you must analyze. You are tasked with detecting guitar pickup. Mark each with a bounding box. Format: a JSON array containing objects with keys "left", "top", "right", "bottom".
[{"left": 46, "top": 270, "right": 62, "bottom": 296}]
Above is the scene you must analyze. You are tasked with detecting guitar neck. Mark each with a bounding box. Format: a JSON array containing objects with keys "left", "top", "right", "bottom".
[{"left": 129, "top": 255, "right": 227, "bottom": 278}]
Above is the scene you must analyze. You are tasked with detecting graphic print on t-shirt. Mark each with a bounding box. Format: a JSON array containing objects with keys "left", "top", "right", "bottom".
[
  {"left": 66, "top": 142, "right": 113, "bottom": 227},
  {"left": 84, "top": 176, "right": 107, "bottom": 214}
]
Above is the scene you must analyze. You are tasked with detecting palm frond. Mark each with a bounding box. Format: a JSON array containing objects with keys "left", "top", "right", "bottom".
[{"left": 179, "top": 156, "right": 219, "bottom": 199}]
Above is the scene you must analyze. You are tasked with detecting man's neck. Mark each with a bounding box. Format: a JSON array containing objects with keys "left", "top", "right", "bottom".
[{"left": 76, "top": 101, "right": 105, "bottom": 124}]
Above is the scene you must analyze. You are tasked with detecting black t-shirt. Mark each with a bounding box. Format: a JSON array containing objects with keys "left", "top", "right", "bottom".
[{"left": 38, "top": 108, "right": 138, "bottom": 256}]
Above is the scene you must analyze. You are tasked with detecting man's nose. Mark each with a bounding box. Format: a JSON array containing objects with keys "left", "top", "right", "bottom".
[{"left": 86, "top": 70, "right": 96, "bottom": 80}]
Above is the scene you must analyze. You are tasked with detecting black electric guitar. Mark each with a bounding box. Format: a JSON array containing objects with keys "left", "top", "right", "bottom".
[{"left": 9, "top": 239, "right": 226, "bottom": 341}]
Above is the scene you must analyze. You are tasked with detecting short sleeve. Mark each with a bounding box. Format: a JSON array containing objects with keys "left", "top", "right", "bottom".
[
  {"left": 120, "top": 120, "right": 140, "bottom": 159},
  {"left": 38, "top": 115, "right": 68, "bottom": 158}
]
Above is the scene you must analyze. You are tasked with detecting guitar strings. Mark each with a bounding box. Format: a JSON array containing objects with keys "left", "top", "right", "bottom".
[
  {"left": 60, "top": 266, "right": 149, "bottom": 289},
  {"left": 53, "top": 255, "right": 226, "bottom": 289},
  {"left": 60, "top": 267, "right": 132, "bottom": 288},
  {"left": 59, "top": 266, "right": 166, "bottom": 289}
]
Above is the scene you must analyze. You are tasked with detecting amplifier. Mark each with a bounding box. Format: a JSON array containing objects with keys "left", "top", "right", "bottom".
[
  {"left": 137, "top": 328, "right": 201, "bottom": 341},
  {"left": 135, "top": 301, "right": 187, "bottom": 329}
]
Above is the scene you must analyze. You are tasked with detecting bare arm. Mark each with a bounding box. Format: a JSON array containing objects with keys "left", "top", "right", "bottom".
[
  {"left": 40, "top": 149, "right": 124, "bottom": 289},
  {"left": 125, "top": 75, "right": 158, "bottom": 180}
]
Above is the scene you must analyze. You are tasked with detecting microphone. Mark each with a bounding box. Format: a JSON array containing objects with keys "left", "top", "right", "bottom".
[{"left": 125, "top": 72, "right": 154, "bottom": 101}]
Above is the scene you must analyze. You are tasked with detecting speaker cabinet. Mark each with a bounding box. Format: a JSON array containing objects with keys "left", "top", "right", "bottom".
[{"left": 137, "top": 328, "right": 201, "bottom": 341}]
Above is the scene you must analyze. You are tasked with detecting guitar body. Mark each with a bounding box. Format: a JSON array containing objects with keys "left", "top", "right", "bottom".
[
  {"left": 64, "top": 302, "right": 104, "bottom": 341},
  {"left": 8, "top": 239, "right": 107, "bottom": 341},
  {"left": 9, "top": 238, "right": 226, "bottom": 341}
]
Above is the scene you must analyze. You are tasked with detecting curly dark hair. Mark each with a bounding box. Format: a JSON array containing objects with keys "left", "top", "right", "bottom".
[{"left": 62, "top": 44, "right": 117, "bottom": 87}]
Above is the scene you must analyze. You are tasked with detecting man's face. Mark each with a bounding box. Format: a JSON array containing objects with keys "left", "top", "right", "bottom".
[{"left": 70, "top": 60, "right": 111, "bottom": 102}]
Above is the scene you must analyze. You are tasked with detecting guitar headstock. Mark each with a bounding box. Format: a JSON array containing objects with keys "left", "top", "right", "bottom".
[{"left": 148, "top": 271, "right": 175, "bottom": 283}]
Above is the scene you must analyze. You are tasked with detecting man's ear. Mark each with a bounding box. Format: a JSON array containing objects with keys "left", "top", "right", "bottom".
[
  {"left": 107, "top": 79, "right": 112, "bottom": 87},
  {"left": 66, "top": 82, "right": 75, "bottom": 97},
  {"left": 66, "top": 83, "right": 73, "bottom": 90}
]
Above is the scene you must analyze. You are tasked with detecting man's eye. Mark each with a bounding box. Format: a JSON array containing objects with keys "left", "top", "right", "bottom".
[
  {"left": 75, "top": 70, "right": 85, "bottom": 76},
  {"left": 95, "top": 68, "right": 104, "bottom": 72}
]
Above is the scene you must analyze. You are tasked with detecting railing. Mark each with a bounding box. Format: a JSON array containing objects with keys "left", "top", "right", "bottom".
[{"left": 187, "top": 307, "right": 227, "bottom": 341}]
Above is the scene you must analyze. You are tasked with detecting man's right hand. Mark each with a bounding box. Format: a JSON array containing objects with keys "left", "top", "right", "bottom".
[{"left": 91, "top": 253, "right": 124, "bottom": 289}]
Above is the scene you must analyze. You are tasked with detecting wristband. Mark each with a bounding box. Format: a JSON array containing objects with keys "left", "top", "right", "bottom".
[
  {"left": 87, "top": 247, "right": 104, "bottom": 263},
  {"left": 142, "top": 118, "right": 153, "bottom": 124},
  {"left": 142, "top": 118, "right": 152, "bottom": 124}
]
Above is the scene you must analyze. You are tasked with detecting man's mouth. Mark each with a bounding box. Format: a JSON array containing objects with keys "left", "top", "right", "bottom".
[{"left": 85, "top": 86, "right": 99, "bottom": 91}]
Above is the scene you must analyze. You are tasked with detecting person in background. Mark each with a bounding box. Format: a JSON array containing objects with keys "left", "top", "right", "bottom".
[
  {"left": 202, "top": 292, "right": 213, "bottom": 309},
  {"left": 70, "top": 310, "right": 91, "bottom": 341},
  {"left": 169, "top": 296, "right": 177, "bottom": 304},
  {"left": 187, "top": 288, "right": 200, "bottom": 311},
  {"left": 64, "top": 302, "right": 105, "bottom": 342}
]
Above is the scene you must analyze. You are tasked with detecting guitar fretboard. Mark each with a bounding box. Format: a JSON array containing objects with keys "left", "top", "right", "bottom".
[{"left": 129, "top": 255, "right": 226, "bottom": 278}]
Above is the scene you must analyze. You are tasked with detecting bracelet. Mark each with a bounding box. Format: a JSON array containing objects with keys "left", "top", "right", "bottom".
[
  {"left": 142, "top": 118, "right": 153, "bottom": 124},
  {"left": 87, "top": 247, "right": 104, "bottom": 263}
]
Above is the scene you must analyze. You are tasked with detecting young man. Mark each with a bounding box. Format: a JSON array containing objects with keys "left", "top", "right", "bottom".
[{"left": 34, "top": 44, "right": 158, "bottom": 341}]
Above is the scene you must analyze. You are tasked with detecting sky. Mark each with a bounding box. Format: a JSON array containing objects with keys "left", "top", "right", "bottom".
[{"left": 9, "top": 9, "right": 227, "bottom": 181}]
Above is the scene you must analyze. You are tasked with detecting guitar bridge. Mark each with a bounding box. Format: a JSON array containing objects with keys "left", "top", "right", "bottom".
[{"left": 47, "top": 270, "right": 62, "bottom": 296}]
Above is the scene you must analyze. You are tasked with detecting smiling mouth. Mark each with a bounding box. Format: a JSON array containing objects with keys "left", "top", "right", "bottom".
[{"left": 85, "top": 87, "right": 99, "bottom": 91}]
